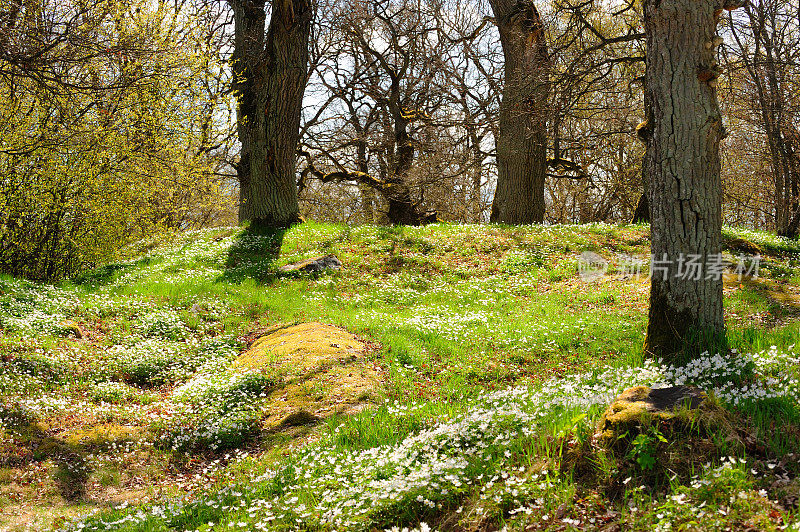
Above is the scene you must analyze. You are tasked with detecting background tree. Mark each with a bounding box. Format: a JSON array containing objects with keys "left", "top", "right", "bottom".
[
  {"left": 544, "top": 0, "right": 645, "bottom": 224},
  {"left": 297, "top": 0, "right": 649, "bottom": 226},
  {"left": 727, "top": 0, "right": 800, "bottom": 236},
  {"left": 0, "top": 0, "right": 235, "bottom": 280},
  {"left": 231, "top": 0, "right": 312, "bottom": 228},
  {"left": 299, "top": 0, "right": 495, "bottom": 224},
  {"left": 488, "top": 0, "right": 550, "bottom": 224}
]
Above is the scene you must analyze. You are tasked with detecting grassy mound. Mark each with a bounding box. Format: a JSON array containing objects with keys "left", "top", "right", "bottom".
[{"left": 0, "top": 222, "right": 799, "bottom": 530}]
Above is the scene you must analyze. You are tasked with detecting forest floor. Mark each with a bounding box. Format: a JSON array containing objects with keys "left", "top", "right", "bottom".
[{"left": 1, "top": 222, "right": 800, "bottom": 531}]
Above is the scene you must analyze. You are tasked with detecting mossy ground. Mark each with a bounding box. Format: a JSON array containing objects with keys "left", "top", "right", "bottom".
[{"left": 0, "top": 222, "right": 799, "bottom": 530}]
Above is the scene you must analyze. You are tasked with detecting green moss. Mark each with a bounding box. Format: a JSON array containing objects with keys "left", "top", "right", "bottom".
[
  {"left": 233, "top": 322, "right": 364, "bottom": 376},
  {"left": 56, "top": 320, "right": 83, "bottom": 339},
  {"left": 62, "top": 424, "right": 148, "bottom": 450}
]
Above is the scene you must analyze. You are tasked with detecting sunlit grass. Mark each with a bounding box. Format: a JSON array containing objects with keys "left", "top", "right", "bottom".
[{"left": 1, "top": 222, "right": 799, "bottom": 530}]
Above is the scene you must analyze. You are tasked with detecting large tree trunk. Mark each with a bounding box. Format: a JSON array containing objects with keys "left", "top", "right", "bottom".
[
  {"left": 384, "top": 80, "right": 424, "bottom": 225},
  {"left": 232, "top": 0, "right": 311, "bottom": 228},
  {"left": 386, "top": 112, "right": 419, "bottom": 224},
  {"left": 642, "top": 0, "right": 732, "bottom": 362},
  {"left": 489, "top": 0, "right": 550, "bottom": 225}
]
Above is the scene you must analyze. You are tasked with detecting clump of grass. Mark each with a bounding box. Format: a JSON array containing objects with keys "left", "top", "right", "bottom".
[{"left": 88, "top": 381, "right": 157, "bottom": 405}]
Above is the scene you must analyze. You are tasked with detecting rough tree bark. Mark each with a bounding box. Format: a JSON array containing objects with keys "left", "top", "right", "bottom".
[
  {"left": 385, "top": 100, "right": 423, "bottom": 225},
  {"left": 642, "top": 0, "right": 742, "bottom": 361},
  {"left": 231, "top": 0, "right": 311, "bottom": 228},
  {"left": 489, "top": 0, "right": 550, "bottom": 225}
]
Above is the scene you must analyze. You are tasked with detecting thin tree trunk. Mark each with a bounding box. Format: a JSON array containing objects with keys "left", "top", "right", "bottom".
[
  {"left": 642, "top": 0, "right": 731, "bottom": 362},
  {"left": 632, "top": 193, "right": 649, "bottom": 223},
  {"left": 489, "top": 0, "right": 550, "bottom": 225},
  {"left": 232, "top": 0, "right": 311, "bottom": 228},
  {"left": 732, "top": 3, "right": 797, "bottom": 237},
  {"left": 356, "top": 138, "right": 376, "bottom": 222},
  {"left": 472, "top": 159, "right": 483, "bottom": 222}
]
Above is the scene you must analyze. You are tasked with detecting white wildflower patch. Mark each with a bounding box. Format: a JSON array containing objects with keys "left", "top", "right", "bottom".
[
  {"left": 3, "top": 223, "right": 799, "bottom": 532},
  {"left": 137, "top": 309, "right": 187, "bottom": 339},
  {"left": 163, "top": 358, "right": 276, "bottom": 452},
  {"left": 65, "top": 363, "right": 663, "bottom": 531},
  {"left": 658, "top": 348, "right": 800, "bottom": 405}
]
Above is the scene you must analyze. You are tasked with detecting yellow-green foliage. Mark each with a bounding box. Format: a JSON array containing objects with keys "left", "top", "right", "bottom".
[{"left": 0, "top": 0, "right": 235, "bottom": 280}]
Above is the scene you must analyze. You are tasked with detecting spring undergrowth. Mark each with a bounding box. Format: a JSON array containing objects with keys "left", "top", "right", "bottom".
[
  {"left": 64, "top": 346, "right": 800, "bottom": 531},
  {"left": 2, "top": 223, "right": 800, "bottom": 531}
]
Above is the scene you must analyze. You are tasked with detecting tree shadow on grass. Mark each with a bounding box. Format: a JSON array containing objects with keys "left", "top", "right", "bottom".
[
  {"left": 0, "top": 404, "right": 90, "bottom": 501},
  {"left": 726, "top": 275, "right": 800, "bottom": 323},
  {"left": 71, "top": 256, "right": 158, "bottom": 289},
  {"left": 216, "top": 225, "right": 288, "bottom": 285}
]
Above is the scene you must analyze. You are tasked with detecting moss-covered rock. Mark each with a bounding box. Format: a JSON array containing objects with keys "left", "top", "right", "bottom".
[
  {"left": 234, "top": 322, "right": 363, "bottom": 376},
  {"left": 58, "top": 320, "right": 84, "bottom": 339},
  {"left": 585, "top": 385, "right": 749, "bottom": 494},
  {"left": 595, "top": 386, "right": 738, "bottom": 450},
  {"left": 279, "top": 255, "right": 342, "bottom": 274},
  {"left": 597, "top": 386, "right": 702, "bottom": 446},
  {"left": 279, "top": 410, "right": 317, "bottom": 427},
  {"left": 233, "top": 322, "right": 381, "bottom": 430}
]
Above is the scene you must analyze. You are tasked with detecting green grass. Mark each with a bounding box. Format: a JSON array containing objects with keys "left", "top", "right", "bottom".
[{"left": 0, "top": 222, "right": 799, "bottom": 530}]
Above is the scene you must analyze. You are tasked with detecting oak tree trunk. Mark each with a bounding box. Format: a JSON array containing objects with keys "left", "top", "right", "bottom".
[
  {"left": 489, "top": 0, "right": 550, "bottom": 225},
  {"left": 232, "top": 0, "right": 311, "bottom": 229},
  {"left": 384, "top": 80, "right": 424, "bottom": 225},
  {"left": 386, "top": 112, "right": 418, "bottom": 224},
  {"left": 642, "top": 0, "right": 728, "bottom": 362}
]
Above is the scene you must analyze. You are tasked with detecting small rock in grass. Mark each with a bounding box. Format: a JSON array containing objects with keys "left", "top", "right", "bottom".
[
  {"left": 279, "top": 255, "right": 341, "bottom": 273},
  {"left": 59, "top": 320, "right": 84, "bottom": 339}
]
